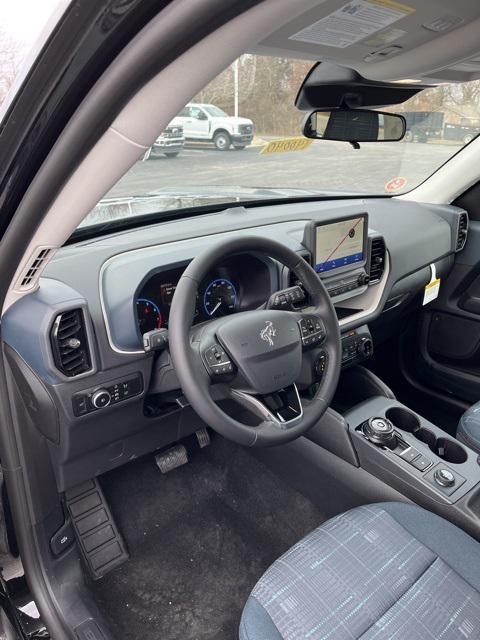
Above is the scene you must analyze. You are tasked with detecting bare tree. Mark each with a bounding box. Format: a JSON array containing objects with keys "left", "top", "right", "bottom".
[{"left": 0, "top": 27, "right": 25, "bottom": 106}]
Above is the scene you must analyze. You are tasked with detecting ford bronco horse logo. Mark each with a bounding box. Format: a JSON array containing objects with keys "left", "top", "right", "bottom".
[{"left": 260, "top": 320, "right": 276, "bottom": 347}]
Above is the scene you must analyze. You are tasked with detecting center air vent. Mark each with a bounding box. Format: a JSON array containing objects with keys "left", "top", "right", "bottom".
[
  {"left": 369, "top": 237, "right": 386, "bottom": 283},
  {"left": 50, "top": 309, "right": 92, "bottom": 377},
  {"left": 456, "top": 212, "right": 468, "bottom": 251}
]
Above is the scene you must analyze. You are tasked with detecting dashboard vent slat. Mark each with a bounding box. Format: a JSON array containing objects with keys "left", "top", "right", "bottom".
[
  {"left": 50, "top": 309, "right": 92, "bottom": 377},
  {"left": 369, "top": 237, "right": 386, "bottom": 284},
  {"left": 17, "top": 246, "right": 54, "bottom": 290},
  {"left": 456, "top": 212, "right": 468, "bottom": 251}
]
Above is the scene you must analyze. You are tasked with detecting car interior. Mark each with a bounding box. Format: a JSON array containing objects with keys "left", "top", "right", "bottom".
[{"left": 5, "top": 1, "right": 480, "bottom": 639}]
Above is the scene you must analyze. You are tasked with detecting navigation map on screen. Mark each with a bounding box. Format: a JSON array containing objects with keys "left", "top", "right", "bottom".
[{"left": 315, "top": 217, "right": 365, "bottom": 273}]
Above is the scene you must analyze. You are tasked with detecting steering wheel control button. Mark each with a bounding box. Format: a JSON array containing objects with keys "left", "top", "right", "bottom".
[
  {"left": 410, "top": 455, "right": 432, "bottom": 472},
  {"left": 203, "top": 345, "right": 234, "bottom": 377},
  {"left": 298, "top": 316, "right": 325, "bottom": 348},
  {"left": 92, "top": 389, "right": 112, "bottom": 409},
  {"left": 72, "top": 373, "right": 143, "bottom": 416},
  {"left": 434, "top": 468, "right": 455, "bottom": 487},
  {"left": 362, "top": 417, "right": 396, "bottom": 446}
]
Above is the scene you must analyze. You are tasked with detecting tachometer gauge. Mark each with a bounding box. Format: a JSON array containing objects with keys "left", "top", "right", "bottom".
[
  {"left": 203, "top": 279, "right": 237, "bottom": 317},
  {"left": 136, "top": 298, "right": 162, "bottom": 334}
]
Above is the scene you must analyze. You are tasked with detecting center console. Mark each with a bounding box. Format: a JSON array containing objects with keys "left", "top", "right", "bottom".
[{"left": 346, "top": 397, "right": 478, "bottom": 505}]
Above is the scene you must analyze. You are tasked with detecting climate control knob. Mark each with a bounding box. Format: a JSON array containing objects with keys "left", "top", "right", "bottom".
[{"left": 91, "top": 388, "right": 111, "bottom": 409}]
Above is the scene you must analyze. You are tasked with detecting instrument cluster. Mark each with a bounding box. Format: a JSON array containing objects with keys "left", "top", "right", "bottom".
[{"left": 135, "top": 254, "right": 271, "bottom": 335}]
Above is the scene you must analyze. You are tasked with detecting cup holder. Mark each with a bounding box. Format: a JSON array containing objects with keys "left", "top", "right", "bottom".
[
  {"left": 385, "top": 407, "right": 468, "bottom": 464},
  {"left": 385, "top": 407, "right": 420, "bottom": 433},
  {"left": 432, "top": 438, "right": 468, "bottom": 464},
  {"left": 415, "top": 427, "right": 437, "bottom": 449}
]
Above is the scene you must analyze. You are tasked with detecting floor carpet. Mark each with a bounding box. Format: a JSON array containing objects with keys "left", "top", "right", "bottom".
[{"left": 92, "top": 436, "right": 325, "bottom": 640}]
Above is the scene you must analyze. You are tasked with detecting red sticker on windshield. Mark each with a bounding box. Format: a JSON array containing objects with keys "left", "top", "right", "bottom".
[{"left": 385, "top": 176, "right": 407, "bottom": 192}]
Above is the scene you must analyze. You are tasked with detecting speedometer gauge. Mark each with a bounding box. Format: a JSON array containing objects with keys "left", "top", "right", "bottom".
[
  {"left": 136, "top": 298, "right": 162, "bottom": 334},
  {"left": 203, "top": 279, "right": 237, "bottom": 317}
]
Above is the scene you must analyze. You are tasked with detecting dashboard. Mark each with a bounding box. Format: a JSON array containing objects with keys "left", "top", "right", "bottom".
[
  {"left": 0, "top": 197, "right": 467, "bottom": 491},
  {"left": 135, "top": 254, "right": 271, "bottom": 334}
]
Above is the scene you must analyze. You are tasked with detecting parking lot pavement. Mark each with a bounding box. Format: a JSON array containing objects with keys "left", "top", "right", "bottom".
[{"left": 107, "top": 140, "right": 462, "bottom": 199}]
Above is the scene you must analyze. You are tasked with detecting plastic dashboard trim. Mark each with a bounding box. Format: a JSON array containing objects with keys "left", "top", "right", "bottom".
[
  {"left": 99, "top": 242, "right": 279, "bottom": 355},
  {"left": 99, "top": 240, "right": 390, "bottom": 355}
]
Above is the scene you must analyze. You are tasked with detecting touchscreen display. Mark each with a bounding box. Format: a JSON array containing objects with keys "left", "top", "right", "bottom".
[{"left": 315, "top": 217, "right": 365, "bottom": 273}]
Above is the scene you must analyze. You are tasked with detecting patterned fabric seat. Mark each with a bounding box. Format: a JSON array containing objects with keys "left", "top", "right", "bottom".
[{"left": 240, "top": 502, "right": 480, "bottom": 640}]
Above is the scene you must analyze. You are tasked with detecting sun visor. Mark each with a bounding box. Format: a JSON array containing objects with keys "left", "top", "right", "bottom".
[{"left": 295, "top": 62, "right": 427, "bottom": 111}]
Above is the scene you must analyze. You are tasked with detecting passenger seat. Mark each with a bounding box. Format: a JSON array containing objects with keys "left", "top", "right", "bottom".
[{"left": 457, "top": 402, "right": 480, "bottom": 453}]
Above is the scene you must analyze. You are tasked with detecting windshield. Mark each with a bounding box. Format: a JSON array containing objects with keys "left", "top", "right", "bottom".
[
  {"left": 203, "top": 105, "right": 228, "bottom": 117},
  {"left": 0, "top": 0, "right": 66, "bottom": 118},
  {"left": 80, "top": 55, "right": 480, "bottom": 231}
]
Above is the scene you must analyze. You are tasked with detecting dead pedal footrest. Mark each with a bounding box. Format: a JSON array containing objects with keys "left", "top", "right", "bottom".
[{"left": 65, "top": 478, "right": 128, "bottom": 580}]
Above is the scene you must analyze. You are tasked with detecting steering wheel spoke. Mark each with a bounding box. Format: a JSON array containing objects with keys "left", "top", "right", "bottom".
[{"left": 231, "top": 384, "right": 303, "bottom": 427}]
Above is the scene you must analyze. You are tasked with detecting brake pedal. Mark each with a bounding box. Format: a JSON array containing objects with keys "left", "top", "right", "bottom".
[
  {"left": 196, "top": 427, "right": 211, "bottom": 449},
  {"left": 65, "top": 478, "right": 129, "bottom": 580},
  {"left": 155, "top": 444, "right": 188, "bottom": 474}
]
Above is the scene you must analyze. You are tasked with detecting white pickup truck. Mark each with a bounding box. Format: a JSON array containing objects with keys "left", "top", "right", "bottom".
[
  {"left": 176, "top": 103, "right": 254, "bottom": 150},
  {"left": 143, "top": 120, "right": 185, "bottom": 159}
]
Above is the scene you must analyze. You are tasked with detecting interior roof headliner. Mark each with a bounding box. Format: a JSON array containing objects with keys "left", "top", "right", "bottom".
[{"left": 250, "top": 0, "right": 480, "bottom": 84}]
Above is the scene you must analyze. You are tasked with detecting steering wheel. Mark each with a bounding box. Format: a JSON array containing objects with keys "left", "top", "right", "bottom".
[{"left": 169, "top": 236, "right": 341, "bottom": 446}]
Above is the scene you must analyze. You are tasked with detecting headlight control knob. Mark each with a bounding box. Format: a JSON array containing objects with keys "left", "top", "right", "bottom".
[{"left": 91, "top": 388, "right": 111, "bottom": 409}]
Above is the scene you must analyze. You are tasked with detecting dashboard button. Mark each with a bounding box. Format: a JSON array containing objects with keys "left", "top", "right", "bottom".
[
  {"left": 434, "top": 468, "right": 455, "bottom": 487},
  {"left": 400, "top": 447, "right": 420, "bottom": 463},
  {"left": 411, "top": 455, "right": 432, "bottom": 472}
]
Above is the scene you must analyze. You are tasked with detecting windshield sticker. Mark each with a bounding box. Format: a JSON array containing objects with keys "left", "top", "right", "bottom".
[
  {"left": 289, "top": 0, "right": 415, "bottom": 49},
  {"left": 384, "top": 176, "right": 407, "bottom": 192},
  {"left": 260, "top": 137, "right": 313, "bottom": 155}
]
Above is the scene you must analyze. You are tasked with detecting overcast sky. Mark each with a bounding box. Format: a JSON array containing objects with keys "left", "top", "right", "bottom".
[
  {"left": 0, "top": 0, "right": 66, "bottom": 108},
  {"left": 1, "top": 0, "right": 62, "bottom": 45}
]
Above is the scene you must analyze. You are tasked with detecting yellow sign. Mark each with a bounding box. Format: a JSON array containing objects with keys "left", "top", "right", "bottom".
[{"left": 260, "top": 137, "right": 313, "bottom": 155}]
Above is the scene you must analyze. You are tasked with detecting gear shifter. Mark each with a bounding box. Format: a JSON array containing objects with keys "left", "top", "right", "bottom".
[{"left": 362, "top": 417, "right": 397, "bottom": 448}]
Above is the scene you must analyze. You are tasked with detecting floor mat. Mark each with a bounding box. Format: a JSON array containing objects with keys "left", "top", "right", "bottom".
[{"left": 92, "top": 437, "right": 325, "bottom": 640}]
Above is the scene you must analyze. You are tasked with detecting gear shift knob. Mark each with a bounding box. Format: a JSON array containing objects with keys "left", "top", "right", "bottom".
[{"left": 363, "top": 417, "right": 396, "bottom": 447}]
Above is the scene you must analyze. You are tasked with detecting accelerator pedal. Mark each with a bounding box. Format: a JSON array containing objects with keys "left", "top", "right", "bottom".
[
  {"left": 155, "top": 444, "right": 188, "bottom": 474},
  {"left": 196, "top": 427, "right": 211, "bottom": 449},
  {"left": 65, "top": 478, "right": 128, "bottom": 580}
]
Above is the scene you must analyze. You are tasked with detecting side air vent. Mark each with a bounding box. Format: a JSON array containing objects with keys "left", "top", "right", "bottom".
[
  {"left": 369, "top": 237, "right": 386, "bottom": 284},
  {"left": 17, "top": 247, "right": 54, "bottom": 291},
  {"left": 456, "top": 212, "right": 468, "bottom": 251},
  {"left": 50, "top": 309, "right": 92, "bottom": 377},
  {"left": 288, "top": 252, "right": 312, "bottom": 287}
]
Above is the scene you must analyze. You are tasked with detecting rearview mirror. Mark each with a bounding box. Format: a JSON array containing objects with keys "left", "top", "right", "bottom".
[{"left": 303, "top": 108, "right": 406, "bottom": 143}]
